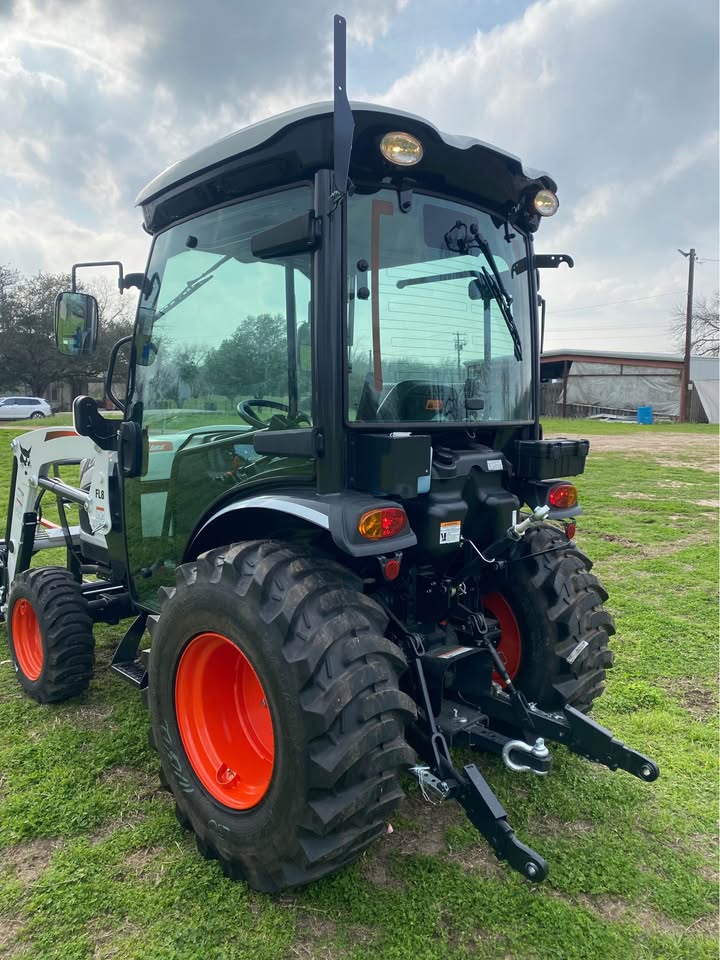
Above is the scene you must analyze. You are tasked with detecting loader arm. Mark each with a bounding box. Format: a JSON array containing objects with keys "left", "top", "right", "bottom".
[{"left": 0, "top": 427, "right": 114, "bottom": 614}]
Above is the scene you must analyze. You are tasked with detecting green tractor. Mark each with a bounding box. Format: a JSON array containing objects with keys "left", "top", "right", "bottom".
[{"left": 0, "top": 16, "right": 657, "bottom": 892}]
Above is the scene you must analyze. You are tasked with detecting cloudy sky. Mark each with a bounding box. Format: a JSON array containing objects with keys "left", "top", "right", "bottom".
[{"left": 1, "top": 0, "right": 717, "bottom": 355}]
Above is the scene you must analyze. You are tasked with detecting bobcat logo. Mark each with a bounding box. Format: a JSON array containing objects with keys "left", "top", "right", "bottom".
[{"left": 18, "top": 445, "right": 31, "bottom": 467}]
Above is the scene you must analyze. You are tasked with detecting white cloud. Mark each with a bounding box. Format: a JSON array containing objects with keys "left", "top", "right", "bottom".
[
  {"left": 366, "top": 0, "right": 719, "bottom": 353},
  {"left": 0, "top": 0, "right": 716, "bottom": 358}
]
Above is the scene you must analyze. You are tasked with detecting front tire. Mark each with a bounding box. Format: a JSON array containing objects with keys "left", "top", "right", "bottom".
[
  {"left": 7, "top": 568, "right": 95, "bottom": 702},
  {"left": 483, "top": 523, "right": 615, "bottom": 714},
  {"left": 148, "top": 541, "right": 416, "bottom": 892}
]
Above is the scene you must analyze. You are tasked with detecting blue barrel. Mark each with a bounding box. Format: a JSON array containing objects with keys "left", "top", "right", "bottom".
[{"left": 637, "top": 406, "right": 653, "bottom": 425}]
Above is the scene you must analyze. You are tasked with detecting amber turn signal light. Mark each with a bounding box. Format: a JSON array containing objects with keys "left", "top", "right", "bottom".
[
  {"left": 358, "top": 508, "right": 407, "bottom": 540},
  {"left": 548, "top": 484, "right": 578, "bottom": 509}
]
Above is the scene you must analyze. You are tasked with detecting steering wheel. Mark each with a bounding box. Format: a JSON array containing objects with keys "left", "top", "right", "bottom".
[{"left": 236, "top": 398, "right": 310, "bottom": 430}]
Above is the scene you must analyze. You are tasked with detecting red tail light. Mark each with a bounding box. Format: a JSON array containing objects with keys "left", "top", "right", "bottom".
[
  {"left": 548, "top": 484, "right": 578, "bottom": 509},
  {"left": 358, "top": 508, "right": 407, "bottom": 540}
]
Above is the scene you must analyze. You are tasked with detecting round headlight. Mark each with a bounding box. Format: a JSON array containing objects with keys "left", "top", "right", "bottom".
[
  {"left": 533, "top": 189, "right": 559, "bottom": 217},
  {"left": 380, "top": 131, "right": 424, "bottom": 166}
]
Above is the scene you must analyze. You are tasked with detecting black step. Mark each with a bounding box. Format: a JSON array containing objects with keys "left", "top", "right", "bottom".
[{"left": 111, "top": 660, "right": 148, "bottom": 689}]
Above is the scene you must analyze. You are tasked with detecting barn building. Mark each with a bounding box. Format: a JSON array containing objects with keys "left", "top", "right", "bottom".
[{"left": 540, "top": 350, "right": 719, "bottom": 423}]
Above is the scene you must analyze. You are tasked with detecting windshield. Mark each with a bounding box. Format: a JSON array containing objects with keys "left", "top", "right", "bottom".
[{"left": 346, "top": 190, "right": 533, "bottom": 424}]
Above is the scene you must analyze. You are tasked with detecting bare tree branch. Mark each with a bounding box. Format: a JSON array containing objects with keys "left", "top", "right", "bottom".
[{"left": 672, "top": 291, "right": 719, "bottom": 358}]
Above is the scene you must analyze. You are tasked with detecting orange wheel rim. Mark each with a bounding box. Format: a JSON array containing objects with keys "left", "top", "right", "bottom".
[
  {"left": 482, "top": 593, "right": 522, "bottom": 684},
  {"left": 174, "top": 632, "right": 275, "bottom": 810},
  {"left": 12, "top": 599, "right": 43, "bottom": 681}
]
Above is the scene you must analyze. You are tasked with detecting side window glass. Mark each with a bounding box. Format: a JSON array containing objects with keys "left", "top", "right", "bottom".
[{"left": 134, "top": 187, "right": 313, "bottom": 438}]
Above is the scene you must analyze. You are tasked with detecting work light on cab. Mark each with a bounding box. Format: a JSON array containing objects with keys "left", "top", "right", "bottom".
[
  {"left": 548, "top": 483, "right": 578, "bottom": 509},
  {"left": 358, "top": 507, "right": 407, "bottom": 540},
  {"left": 379, "top": 131, "right": 423, "bottom": 166},
  {"left": 533, "top": 189, "right": 559, "bottom": 217}
]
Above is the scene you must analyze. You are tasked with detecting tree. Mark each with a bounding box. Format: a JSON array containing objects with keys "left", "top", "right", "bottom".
[
  {"left": 0, "top": 271, "right": 73, "bottom": 395},
  {"left": 203, "top": 313, "right": 288, "bottom": 402},
  {"left": 0, "top": 268, "right": 135, "bottom": 399},
  {"left": 672, "top": 292, "right": 719, "bottom": 358}
]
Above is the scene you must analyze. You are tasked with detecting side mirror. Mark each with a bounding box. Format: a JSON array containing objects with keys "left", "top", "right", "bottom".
[{"left": 54, "top": 292, "right": 99, "bottom": 356}]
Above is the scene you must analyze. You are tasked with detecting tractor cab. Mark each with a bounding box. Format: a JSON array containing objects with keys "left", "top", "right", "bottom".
[{"left": 64, "top": 99, "right": 581, "bottom": 606}]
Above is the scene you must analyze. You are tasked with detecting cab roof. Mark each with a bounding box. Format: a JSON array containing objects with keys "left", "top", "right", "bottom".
[{"left": 136, "top": 101, "right": 556, "bottom": 233}]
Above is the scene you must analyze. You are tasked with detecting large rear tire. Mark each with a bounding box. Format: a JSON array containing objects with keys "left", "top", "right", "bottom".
[
  {"left": 7, "top": 568, "right": 95, "bottom": 702},
  {"left": 483, "top": 523, "right": 615, "bottom": 714},
  {"left": 148, "top": 540, "right": 416, "bottom": 892}
]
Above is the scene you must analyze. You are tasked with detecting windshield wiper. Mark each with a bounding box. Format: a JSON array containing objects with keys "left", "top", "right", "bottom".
[
  {"left": 444, "top": 220, "right": 514, "bottom": 311},
  {"left": 478, "top": 267, "right": 522, "bottom": 361},
  {"left": 154, "top": 254, "right": 233, "bottom": 321}
]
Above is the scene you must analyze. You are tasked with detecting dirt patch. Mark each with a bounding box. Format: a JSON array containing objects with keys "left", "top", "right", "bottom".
[
  {"left": 284, "top": 913, "right": 371, "bottom": 960},
  {"left": 693, "top": 499, "right": 720, "bottom": 508},
  {"left": 0, "top": 918, "right": 24, "bottom": 958},
  {"left": 99, "top": 765, "right": 162, "bottom": 801},
  {"left": 73, "top": 703, "right": 115, "bottom": 727},
  {"left": 122, "top": 845, "right": 166, "bottom": 877},
  {"left": 658, "top": 678, "right": 718, "bottom": 722},
  {"left": 533, "top": 815, "right": 595, "bottom": 839},
  {"left": 0, "top": 838, "right": 60, "bottom": 884},
  {"left": 88, "top": 811, "right": 148, "bottom": 845},
  {"left": 358, "top": 795, "right": 505, "bottom": 885},
  {"left": 580, "top": 894, "right": 718, "bottom": 938},
  {"left": 599, "top": 529, "right": 715, "bottom": 562},
  {"left": 599, "top": 534, "right": 643, "bottom": 548},
  {"left": 656, "top": 458, "right": 717, "bottom": 473},
  {"left": 89, "top": 919, "right": 144, "bottom": 960},
  {"left": 389, "top": 795, "right": 465, "bottom": 858},
  {"left": 557, "top": 432, "right": 719, "bottom": 472}
]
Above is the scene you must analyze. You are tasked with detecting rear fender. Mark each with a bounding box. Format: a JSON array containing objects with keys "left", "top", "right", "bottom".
[{"left": 185, "top": 489, "right": 417, "bottom": 560}]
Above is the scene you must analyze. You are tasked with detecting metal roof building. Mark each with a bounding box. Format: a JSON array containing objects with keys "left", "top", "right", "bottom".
[{"left": 540, "top": 349, "right": 718, "bottom": 423}]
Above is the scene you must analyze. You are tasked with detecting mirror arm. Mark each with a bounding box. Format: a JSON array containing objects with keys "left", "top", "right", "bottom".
[
  {"left": 72, "top": 260, "right": 125, "bottom": 293},
  {"left": 105, "top": 336, "right": 133, "bottom": 412}
]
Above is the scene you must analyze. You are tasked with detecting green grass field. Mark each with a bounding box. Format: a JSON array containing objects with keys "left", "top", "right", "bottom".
[{"left": 0, "top": 422, "right": 717, "bottom": 959}]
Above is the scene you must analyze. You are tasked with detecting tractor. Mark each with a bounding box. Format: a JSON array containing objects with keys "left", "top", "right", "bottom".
[{"left": 0, "top": 16, "right": 658, "bottom": 893}]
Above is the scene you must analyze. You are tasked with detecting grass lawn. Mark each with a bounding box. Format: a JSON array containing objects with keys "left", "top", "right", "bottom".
[{"left": 0, "top": 422, "right": 717, "bottom": 959}]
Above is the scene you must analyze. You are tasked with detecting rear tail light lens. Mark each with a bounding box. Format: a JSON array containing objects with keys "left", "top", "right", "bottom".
[
  {"left": 358, "top": 508, "right": 407, "bottom": 540},
  {"left": 548, "top": 484, "right": 578, "bottom": 509}
]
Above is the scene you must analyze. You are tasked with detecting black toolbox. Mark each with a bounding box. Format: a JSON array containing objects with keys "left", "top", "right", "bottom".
[{"left": 513, "top": 438, "right": 589, "bottom": 479}]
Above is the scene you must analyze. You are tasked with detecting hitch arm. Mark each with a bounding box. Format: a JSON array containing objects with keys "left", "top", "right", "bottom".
[
  {"left": 563, "top": 706, "right": 659, "bottom": 782},
  {"left": 480, "top": 694, "right": 659, "bottom": 783},
  {"left": 459, "top": 764, "right": 548, "bottom": 882}
]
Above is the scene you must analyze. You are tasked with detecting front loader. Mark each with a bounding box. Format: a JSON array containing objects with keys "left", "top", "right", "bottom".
[{"left": 0, "top": 16, "right": 658, "bottom": 893}]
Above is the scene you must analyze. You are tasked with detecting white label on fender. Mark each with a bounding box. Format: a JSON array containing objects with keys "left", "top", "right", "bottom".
[
  {"left": 487, "top": 459, "right": 503, "bottom": 471},
  {"left": 439, "top": 520, "right": 462, "bottom": 544},
  {"left": 566, "top": 639, "right": 588, "bottom": 664}
]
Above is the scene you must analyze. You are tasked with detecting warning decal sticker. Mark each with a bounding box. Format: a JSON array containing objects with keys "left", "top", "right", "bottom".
[{"left": 439, "top": 520, "right": 462, "bottom": 544}]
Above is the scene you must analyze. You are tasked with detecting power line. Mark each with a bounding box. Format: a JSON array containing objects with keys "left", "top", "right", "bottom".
[{"left": 549, "top": 290, "right": 686, "bottom": 314}]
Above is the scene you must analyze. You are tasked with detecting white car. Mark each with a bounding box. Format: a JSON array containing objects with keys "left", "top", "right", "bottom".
[{"left": 0, "top": 396, "right": 53, "bottom": 420}]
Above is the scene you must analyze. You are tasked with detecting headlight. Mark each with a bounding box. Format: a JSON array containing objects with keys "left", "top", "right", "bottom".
[
  {"left": 533, "top": 189, "right": 559, "bottom": 217},
  {"left": 379, "top": 131, "right": 424, "bottom": 166}
]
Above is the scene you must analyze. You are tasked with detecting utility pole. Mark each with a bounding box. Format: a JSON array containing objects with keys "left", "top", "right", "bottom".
[
  {"left": 454, "top": 331, "right": 467, "bottom": 381},
  {"left": 677, "top": 248, "right": 696, "bottom": 422}
]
